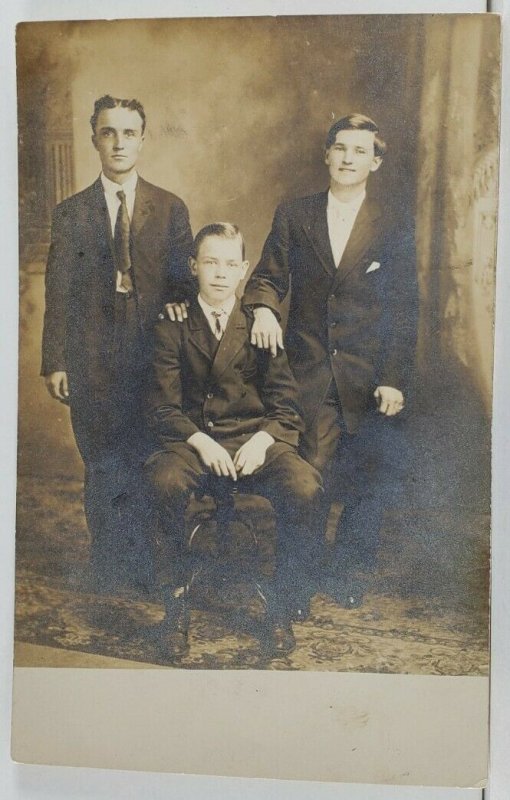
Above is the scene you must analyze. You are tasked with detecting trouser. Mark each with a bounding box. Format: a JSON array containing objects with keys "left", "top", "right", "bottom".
[
  {"left": 144, "top": 440, "right": 323, "bottom": 618},
  {"left": 300, "top": 384, "right": 411, "bottom": 575},
  {"left": 69, "top": 292, "right": 156, "bottom": 588}
]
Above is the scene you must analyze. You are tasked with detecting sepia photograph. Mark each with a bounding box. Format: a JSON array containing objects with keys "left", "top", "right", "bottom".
[{"left": 11, "top": 10, "right": 499, "bottom": 783}]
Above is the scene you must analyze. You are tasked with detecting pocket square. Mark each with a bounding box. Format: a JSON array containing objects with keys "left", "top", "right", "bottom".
[{"left": 366, "top": 261, "right": 381, "bottom": 273}]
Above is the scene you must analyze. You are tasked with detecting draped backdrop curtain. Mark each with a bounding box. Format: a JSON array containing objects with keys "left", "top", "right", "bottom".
[{"left": 415, "top": 15, "right": 499, "bottom": 415}]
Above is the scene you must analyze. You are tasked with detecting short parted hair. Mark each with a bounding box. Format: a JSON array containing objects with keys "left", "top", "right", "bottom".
[
  {"left": 192, "top": 223, "right": 246, "bottom": 261},
  {"left": 325, "top": 113, "right": 387, "bottom": 158},
  {"left": 90, "top": 95, "right": 146, "bottom": 135}
]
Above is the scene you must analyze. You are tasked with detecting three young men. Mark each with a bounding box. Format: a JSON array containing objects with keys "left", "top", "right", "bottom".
[
  {"left": 42, "top": 99, "right": 417, "bottom": 652},
  {"left": 41, "top": 96, "right": 193, "bottom": 589}
]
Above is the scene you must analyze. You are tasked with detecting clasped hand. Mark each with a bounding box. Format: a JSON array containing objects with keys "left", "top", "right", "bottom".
[{"left": 187, "top": 430, "right": 275, "bottom": 480}]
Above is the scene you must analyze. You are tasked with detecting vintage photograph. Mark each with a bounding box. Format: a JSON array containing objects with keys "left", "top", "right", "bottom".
[{"left": 15, "top": 14, "right": 499, "bottom": 675}]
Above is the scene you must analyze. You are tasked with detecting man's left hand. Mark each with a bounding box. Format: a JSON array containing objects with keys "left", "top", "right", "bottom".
[
  {"left": 374, "top": 386, "right": 405, "bottom": 417},
  {"left": 233, "top": 431, "right": 275, "bottom": 476}
]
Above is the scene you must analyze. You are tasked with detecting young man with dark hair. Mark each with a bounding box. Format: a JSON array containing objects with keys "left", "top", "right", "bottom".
[
  {"left": 244, "top": 113, "right": 418, "bottom": 610},
  {"left": 145, "top": 223, "right": 323, "bottom": 658},
  {"left": 41, "top": 95, "right": 193, "bottom": 589}
]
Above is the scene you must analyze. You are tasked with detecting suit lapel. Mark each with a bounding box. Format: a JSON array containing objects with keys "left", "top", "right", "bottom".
[
  {"left": 83, "top": 178, "right": 116, "bottom": 277},
  {"left": 210, "top": 300, "right": 249, "bottom": 382},
  {"left": 185, "top": 301, "right": 218, "bottom": 363},
  {"left": 302, "top": 192, "right": 337, "bottom": 277},
  {"left": 131, "top": 176, "right": 156, "bottom": 240},
  {"left": 334, "top": 197, "right": 382, "bottom": 284}
]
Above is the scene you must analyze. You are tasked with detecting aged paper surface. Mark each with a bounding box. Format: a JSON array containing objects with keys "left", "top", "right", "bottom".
[{"left": 11, "top": 10, "right": 498, "bottom": 788}]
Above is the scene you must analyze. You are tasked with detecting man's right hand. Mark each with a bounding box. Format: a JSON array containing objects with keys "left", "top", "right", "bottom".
[
  {"left": 187, "top": 432, "right": 237, "bottom": 481},
  {"left": 250, "top": 307, "right": 283, "bottom": 357},
  {"left": 44, "top": 371, "right": 69, "bottom": 403}
]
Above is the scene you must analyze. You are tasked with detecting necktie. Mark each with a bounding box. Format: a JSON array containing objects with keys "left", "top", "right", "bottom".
[
  {"left": 114, "top": 190, "right": 134, "bottom": 293},
  {"left": 211, "top": 310, "right": 224, "bottom": 340}
]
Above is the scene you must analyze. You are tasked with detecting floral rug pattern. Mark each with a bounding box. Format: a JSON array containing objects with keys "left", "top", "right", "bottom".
[{"left": 15, "top": 477, "right": 489, "bottom": 674}]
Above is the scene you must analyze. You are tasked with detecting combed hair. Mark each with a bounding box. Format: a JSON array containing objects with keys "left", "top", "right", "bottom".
[
  {"left": 192, "top": 222, "right": 246, "bottom": 260},
  {"left": 90, "top": 95, "right": 146, "bottom": 134},
  {"left": 325, "top": 113, "right": 387, "bottom": 157}
]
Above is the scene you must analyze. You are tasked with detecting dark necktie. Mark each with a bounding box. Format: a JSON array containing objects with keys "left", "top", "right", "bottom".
[
  {"left": 114, "top": 190, "right": 133, "bottom": 293},
  {"left": 211, "top": 310, "right": 224, "bottom": 340}
]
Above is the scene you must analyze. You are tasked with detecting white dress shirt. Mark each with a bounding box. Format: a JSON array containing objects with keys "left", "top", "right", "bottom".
[
  {"left": 197, "top": 294, "right": 236, "bottom": 339},
  {"left": 326, "top": 189, "right": 366, "bottom": 267},
  {"left": 101, "top": 171, "right": 138, "bottom": 293}
]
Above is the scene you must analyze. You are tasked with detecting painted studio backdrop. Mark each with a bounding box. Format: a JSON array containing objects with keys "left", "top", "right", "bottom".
[{"left": 16, "top": 15, "right": 498, "bottom": 672}]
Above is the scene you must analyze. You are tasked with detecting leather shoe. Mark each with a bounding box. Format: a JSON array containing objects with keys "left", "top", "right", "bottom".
[{"left": 262, "top": 620, "right": 296, "bottom": 656}]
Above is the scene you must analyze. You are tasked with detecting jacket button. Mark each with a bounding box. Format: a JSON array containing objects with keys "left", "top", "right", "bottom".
[
  {"left": 330, "top": 348, "right": 338, "bottom": 356},
  {"left": 329, "top": 321, "right": 337, "bottom": 328},
  {"left": 329, "top": 294, "right": 336, "bottom": 300},
  {"left": 206, "top": 392, "right": 214, "bottom": 400},
  {"left": 207, "top": 421, "right": 214, "bottom": 428}
]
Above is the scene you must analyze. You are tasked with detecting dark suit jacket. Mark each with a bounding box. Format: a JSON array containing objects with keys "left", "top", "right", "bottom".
[
  {"left": 41, "top": 176, "right": 194, "bottom": 398},
  {"left": 243, "top": 191, "right": 418, "bottom": 434},
  {"left": 147, "top": 298, "right": 304, "bottom": 448}
]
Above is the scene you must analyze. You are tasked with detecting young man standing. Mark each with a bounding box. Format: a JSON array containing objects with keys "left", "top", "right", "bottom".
[
  {"left": 244, "top": 114, "right": 418, "bottom": 609},
  {"left": 41, "top": 95, "right": 193, "bottom": 590}
]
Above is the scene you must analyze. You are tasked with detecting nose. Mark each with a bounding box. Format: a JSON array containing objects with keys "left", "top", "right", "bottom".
[
  {"left": 113, "top": 134, "right": 125, "bottom": 150},
  {"left": 341, "top": 149, "right": 353, "bottom": 164},
  {"left": 214, "top": 263, "right": 227, "bottom": 278}
]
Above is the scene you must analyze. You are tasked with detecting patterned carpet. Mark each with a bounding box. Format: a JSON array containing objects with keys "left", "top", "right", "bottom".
[{"left": 14, "top": 476, "right": 489, "bottom": 674}]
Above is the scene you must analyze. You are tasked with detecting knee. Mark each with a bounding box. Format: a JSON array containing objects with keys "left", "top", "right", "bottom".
[
  {"left": 280, "top": 461, "right": 323, "bottom": 508},
  {"left": 144, "top": 456, "right": 189, "bottom": 508}
]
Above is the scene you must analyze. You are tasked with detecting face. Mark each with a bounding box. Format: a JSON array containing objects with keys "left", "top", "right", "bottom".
[
  {"left": 92, "top": 106, "right": 144, "bottom": 182},
  {"left": 325, "top": 129, "right": 382, "bottom": 191},
  {"left": 190, "top": 235, "right": 249, "bottom": 307}
]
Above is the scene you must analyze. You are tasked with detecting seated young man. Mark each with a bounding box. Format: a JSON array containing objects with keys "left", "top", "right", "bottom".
[{"left": 145, "top": 222, "right": 323, "bottom": 659}]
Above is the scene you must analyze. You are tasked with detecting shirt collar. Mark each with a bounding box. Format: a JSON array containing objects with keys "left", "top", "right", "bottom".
[
  {"left": 197, "top": 293, "right": 237, "bottom": 319},
  {"left": 101, "top": 171, "right": 138, "bottom": 196},
  {"left": 327, "top": 188, "right": 366, "bottom": 215}
]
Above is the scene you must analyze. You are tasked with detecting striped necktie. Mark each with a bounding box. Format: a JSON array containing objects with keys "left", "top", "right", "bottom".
[
  {"left": 211, "top": 310, "right": 225, "bottom": 340},
  {"left": 114, "top": 190, "right": 134, "bottom": 293}
]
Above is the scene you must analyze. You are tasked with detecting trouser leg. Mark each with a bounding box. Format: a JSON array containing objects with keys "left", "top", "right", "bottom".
[
  {"left": 144, "top": 445, "right": 208, "bottom": 592},
  {"left": 299, "top": 390, "right": 385, "bottom": 601},
  {"left": 78, "top": 440, "right": 155, "bottom": 588},
  {"left": 242, "top": 448, "right": 323, "bottom": 619},
  {"left": 69, "top": 294, "right": 156, "bottom": 589}
]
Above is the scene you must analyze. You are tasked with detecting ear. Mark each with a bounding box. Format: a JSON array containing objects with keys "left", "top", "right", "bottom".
[
  {"left": 137, "top": 134, "right": 145, "bottom": 153},
  {"left": 91, "top": 134, "right": 98, "bottom": 152},
  {"left": 324, "top": 147, "right": 331, "bottom": 166},
  {"left": 188, "top": 256, "right": 197, "bottom": 276},
  {"left": 370, "top": 155, "right": 383, "bottom": 173},
  {"left": 240, "top": 260, "right": 250, "bottom": 279}
]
